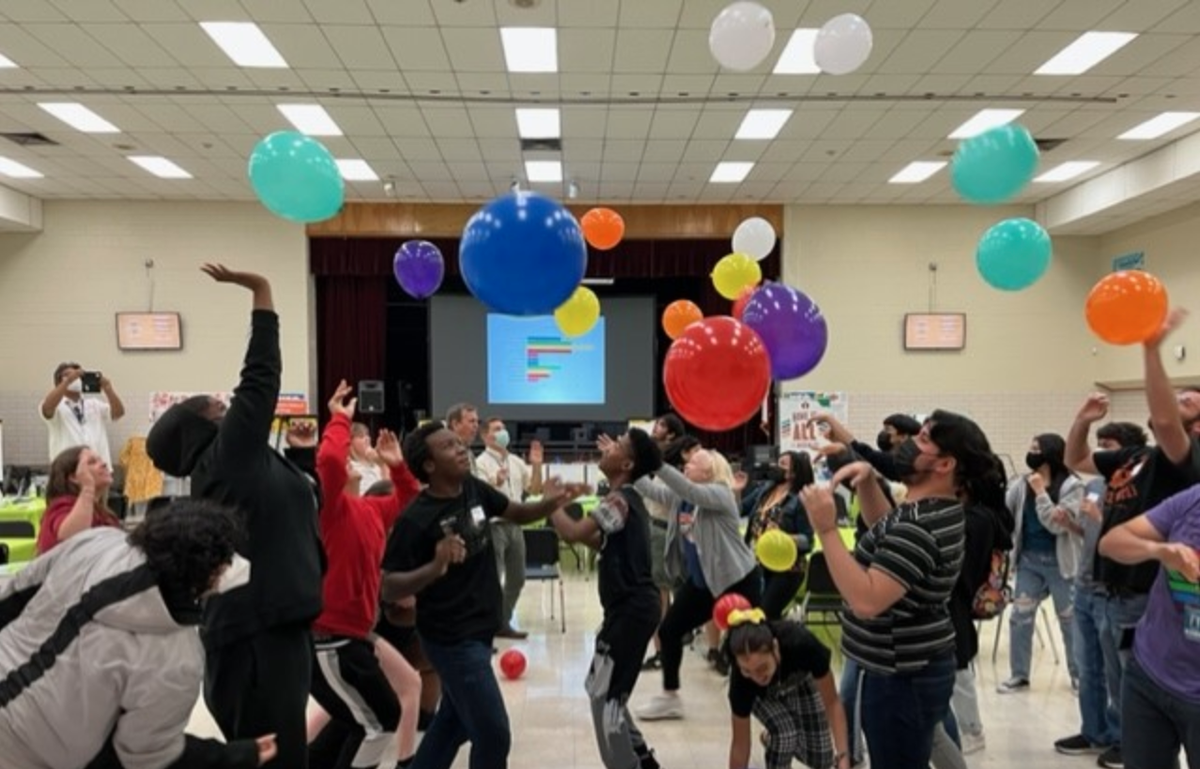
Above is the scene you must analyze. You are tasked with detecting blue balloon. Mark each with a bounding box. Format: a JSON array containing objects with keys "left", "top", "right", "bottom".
[
  {"left": 460, "top": 191, "right": 587, "bottom": 315},
  {"left": 951, "top": 124, "right": 1039, "bottom": 205},
  {"left": 742, "top": 282, "right": 829, "bottom": 381},
  {"left": 976, "top": 217, "right": 1052, "bottom": 291},
  {"left": 248, "top": 131, "right": 344, "bottom": 223}
]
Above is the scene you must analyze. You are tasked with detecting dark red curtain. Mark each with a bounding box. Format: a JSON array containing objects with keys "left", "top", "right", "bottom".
[{"left": 310, "top": 236, "right": 780, "bottom": 456}]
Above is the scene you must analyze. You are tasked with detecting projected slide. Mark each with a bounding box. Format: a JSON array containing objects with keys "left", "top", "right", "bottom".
[{"left": 487, "top": 314, "right": 605, "bottom": 405}]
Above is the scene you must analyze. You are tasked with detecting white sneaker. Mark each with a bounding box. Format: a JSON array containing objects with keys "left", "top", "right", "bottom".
[
  {"left": 962, "top": 732, "right": 985, "bottom": 755},
  {"left": 636, "top": 692, "right": 684, "bottom": 721}
]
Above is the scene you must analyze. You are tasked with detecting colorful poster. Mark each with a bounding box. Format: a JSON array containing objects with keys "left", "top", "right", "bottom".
[
  {"left": 778, "top": 391, "right": 848, "bottom": 452},
  {"left": 148, "top": 392, "right": 307, "bottom": 424}
]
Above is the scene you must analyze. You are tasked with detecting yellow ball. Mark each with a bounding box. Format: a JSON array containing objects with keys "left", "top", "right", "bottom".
[
  {"left": 553, "top": 286, "right": 601, "bottom": 337},
  {"left": 712, "top": 252, "right": 762, "bottom": 300},
  {"left": 755, "top": 529, "right": 798, "bottom": 572}
]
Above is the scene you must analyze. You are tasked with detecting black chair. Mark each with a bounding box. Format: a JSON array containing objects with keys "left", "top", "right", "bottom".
[
  {"left": 523, "top": 527, "right": 566, "bottom": 633},
  {"left": 0, "top": 520, "right": 36, "bottom": 539},
  {"left": 798, "top": 552, "right": 843, "bottom": 628}
]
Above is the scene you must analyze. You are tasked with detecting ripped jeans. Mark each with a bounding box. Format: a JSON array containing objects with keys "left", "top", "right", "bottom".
[{"left": 1008, "top": 549, "right": 1078, "bottom": 683}]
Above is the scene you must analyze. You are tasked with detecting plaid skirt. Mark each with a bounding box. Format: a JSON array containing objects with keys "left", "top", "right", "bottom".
[{"left": 753, "top": 671, "right": 836, "bottom": 769}]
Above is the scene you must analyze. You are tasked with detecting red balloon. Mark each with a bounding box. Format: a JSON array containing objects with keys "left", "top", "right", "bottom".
[
  {"left": 712, "top": 592, "right": 752, "bottom": 631},
  {"left": 731, "top": 286, "right": 756, "bottom": 320},
  {"left": 663, "top": 317, "right": 771, "bottom": 432},
  {"left": 499, "top": 648, "right": 526, "bottom": 680}
]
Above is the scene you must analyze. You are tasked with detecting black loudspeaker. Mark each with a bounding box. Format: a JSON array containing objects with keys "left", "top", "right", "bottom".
[
  {"left": 396, "top": 380, "right": 413, "bottom": 409},
  {"left": 358, "top": 380, "right": 385, "bottom": 414}
]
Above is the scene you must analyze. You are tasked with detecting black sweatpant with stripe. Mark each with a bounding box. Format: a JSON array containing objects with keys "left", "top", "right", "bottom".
[{"left": 309, "top": 636, "right": 401, "bottom": 769}]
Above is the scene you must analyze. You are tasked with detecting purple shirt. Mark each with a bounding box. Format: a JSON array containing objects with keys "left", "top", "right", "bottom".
[{"left": 1136, "top": 485, "right": 1200, "bottom": 703}]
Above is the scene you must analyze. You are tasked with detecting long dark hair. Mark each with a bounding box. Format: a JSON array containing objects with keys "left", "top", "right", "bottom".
[
  {"left": 927, "top": 410, "right": 1007, "bottom": 500},
  {"left": 783, "top": 451, "right": 813, "bottom": 496},
  {"left": 722, "top": 617, "right": 783, "bottom": 663},
  {"left": 1033, "top": 433, "right": 1073, "bottom": 502}
]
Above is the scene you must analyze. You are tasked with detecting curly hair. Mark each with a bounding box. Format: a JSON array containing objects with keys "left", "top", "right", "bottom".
[
  {"left": 127, "top": 499, "right": 244, "bottom": 602},
  {"left": 626, "top": 428, "right": 663, "bottom": 482},
  {"left": 403, "top": 420, "right": 446, "bottom": 484},
  {"left": 1096, "top": 421, "right": 1149, "bottom": 449}
]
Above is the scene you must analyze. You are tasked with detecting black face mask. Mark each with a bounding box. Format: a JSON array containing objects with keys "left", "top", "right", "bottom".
[
  {"left": 892, "top": 438, "right": 925, "bottom": 482},
  {"left": 765, "top": 466, "right": 787, "bottom": 484},
  {"left": 876, "top": 431, "right": 893, "bottom": 453},
  {"left": 1025, "top": 452, "right": 1045, "bottom": 472}
]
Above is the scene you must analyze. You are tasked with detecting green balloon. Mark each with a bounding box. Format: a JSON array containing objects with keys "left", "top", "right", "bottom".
[
  {"left": 976, "top": 217, "right": 1052, "bottom": 291},
  {"left": 248, "top": 131, "right": 344, "bottom": 223},
  {"left": 951, "top": 124, "right": 1039, "bottom": 205}
]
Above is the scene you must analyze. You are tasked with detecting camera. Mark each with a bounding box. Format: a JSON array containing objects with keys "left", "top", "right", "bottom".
[{"left": 80, "top": 371, "right": 102, "bottom": 394}]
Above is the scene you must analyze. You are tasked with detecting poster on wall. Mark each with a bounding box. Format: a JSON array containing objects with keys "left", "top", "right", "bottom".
[
  {"left": 778, "top": 391, "right": 848, "bottom": 452},
  {"left": 148, "top": 392, "right": 308, "bottom": 424}
]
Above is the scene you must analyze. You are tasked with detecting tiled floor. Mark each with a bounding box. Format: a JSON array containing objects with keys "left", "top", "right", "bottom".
[{"left": 187, "top": 572, "right": 1095, "bottom": 768}]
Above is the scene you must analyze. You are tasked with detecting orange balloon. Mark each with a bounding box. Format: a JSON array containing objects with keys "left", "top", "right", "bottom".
[
  {"left": 581, "top": 207, "right": 625, "bottom": 250},
  {"left": 662, "top": 300, "right": 703, "bottom": 340},
  {"left": 1085, "top": 271, "right": 1168, "bottom": 346}
]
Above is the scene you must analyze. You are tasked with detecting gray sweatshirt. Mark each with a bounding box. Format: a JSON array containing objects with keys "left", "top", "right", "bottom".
[{"left": 635, "top": 464, "right": 758, "bottom": 595}]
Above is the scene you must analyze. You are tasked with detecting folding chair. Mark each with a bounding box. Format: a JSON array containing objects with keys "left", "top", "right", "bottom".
[
  {"left": 798, "top": 552, "right": 843, "bottom": 628},
  {"left": 524, "top": 527, "right": 566, "bottom": 633}
]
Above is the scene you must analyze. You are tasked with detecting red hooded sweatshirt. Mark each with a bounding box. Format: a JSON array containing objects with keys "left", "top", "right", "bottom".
[{"left": 313, "top": 413, "right": 420, "bottom": 638}]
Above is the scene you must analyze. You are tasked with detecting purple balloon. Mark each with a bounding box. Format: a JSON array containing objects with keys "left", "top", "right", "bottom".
[
  {"left": 393, "top": 240, "right": 444, "bottom": 299},
  {"left": 741, "top": 282, "right": 828, "bottom": 381}
]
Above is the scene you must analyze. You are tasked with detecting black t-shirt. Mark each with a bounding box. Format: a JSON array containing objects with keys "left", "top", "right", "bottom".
[
  {"left": 1094, "top": 442, "right": 1200, "bottom": 593},
  {"left": 728, "top": 621, "right": 831, "bottom": 718},
  {"left": 591, "top": 486, "right": 658, "bottom": 612},
  {"left": 381, "top": 476, "right": 510, "bottom": 644}
]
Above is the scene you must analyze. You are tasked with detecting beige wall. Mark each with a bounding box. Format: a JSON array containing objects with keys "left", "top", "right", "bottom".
[
  {"left": 779, "top": 205, "right": 1104, "bottom": 462},
  {"left": 0, "top": 201, "right": 309, "bottom": 465}
]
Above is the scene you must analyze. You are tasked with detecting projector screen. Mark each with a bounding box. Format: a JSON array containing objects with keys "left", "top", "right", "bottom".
[{"left": 430, "top": 294, "right": 655, "bottom": 421}]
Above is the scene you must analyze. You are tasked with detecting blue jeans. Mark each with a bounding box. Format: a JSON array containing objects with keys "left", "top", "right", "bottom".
[
  {"left": 860, "top": 653, "right": 957, "bottom": 769},
  {"left": 1102, "top": 591, "right": 1149, "bottom": 749},
  {"left": 1009, "top": 550, "right": 1077, "bottom": 682},
  {"left": 1074, "top": 588, "right": 1119, "bottom": 747},
  {"left": 840, "top": 658, "right": 864, "bottom": 765},
  {"left": 1123, "top": 657, "right": 1200, "bottom": 769},
  {"left": 413, "top": 637, "right": 511, "bottom": 769}
]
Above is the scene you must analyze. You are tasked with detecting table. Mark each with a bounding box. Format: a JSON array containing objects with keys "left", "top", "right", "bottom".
[{"left": 0, "top": 498, "right": 46, "bottom": 565}]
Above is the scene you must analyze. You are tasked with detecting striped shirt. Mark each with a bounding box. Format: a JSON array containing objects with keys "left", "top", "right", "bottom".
[{"left": 842, "top": 497, "right": 965, "bottom": 674}]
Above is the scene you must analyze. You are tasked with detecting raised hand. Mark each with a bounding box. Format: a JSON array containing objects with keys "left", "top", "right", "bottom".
[
  {"left": 285, "top": 420, "right": 317, "bottom": 448},
  {"left": 327, "top": 379, "right": 357, "bottom": 419},
  {"left": 1146, "top": 308, "right": 1189, "bottom": 349},
  {"left": 830, "top": 460, "right": 875, "bottom": 490},
  {"left": 798, "top": 484, "right": 839, "bottom": 535},
  {"left": 376, "top": 429, "right": 403, "bottom": 467},
  {"left": 596, "top": 434, "right": 616, "bottom": 453},
  {"left": 201, "top": 263, "right": 268, "bottom": 291},
  {"left": 1076, "top": 393, "right": 1110, "bottom": 424},
  {"left": 73, "top": 452, "right": 96, "bottom": 492}
]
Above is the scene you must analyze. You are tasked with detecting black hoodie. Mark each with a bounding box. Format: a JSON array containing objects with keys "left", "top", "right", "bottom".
[{"left": 147, "top": 310, "right": 324, "bottom": 649}]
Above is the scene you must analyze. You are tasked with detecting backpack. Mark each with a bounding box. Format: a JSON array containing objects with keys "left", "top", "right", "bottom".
[{"left": 971, "top": 549, "right": 1011, "bottom": 620}]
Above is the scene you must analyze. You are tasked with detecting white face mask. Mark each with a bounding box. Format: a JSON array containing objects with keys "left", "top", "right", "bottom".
[
  {"left": 494, "top": 429, "right": 510, "bottom": 449},
  {"left": 66, "top": 379, "right": 83, "bottom": 394},
  {"left": 215, "top": 554, "right": 252, "bottom": 594}
]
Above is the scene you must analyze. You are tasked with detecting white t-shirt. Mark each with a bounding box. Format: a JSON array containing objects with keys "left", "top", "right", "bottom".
[
  {"left": 349, "top": 457, "right": 384, "bottom": 495},
  {"left": 42, "top": 397, "right": 114, "bottom": 466},
  {"left": 475, "top": 448, "right": 532, "bottom": 503}
]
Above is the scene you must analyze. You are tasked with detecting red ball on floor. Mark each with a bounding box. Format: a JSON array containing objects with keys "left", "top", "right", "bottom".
[{"left": 499, "top": 648, "right": 526, "bottom": 680}]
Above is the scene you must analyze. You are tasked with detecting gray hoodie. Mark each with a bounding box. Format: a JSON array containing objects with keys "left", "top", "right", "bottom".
[{"left": 0, "top": 528, "right": 256, "bottom": 769}]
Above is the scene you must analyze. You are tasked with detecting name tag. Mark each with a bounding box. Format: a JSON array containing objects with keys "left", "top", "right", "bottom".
[
  {"left": 471, "top": 505, "right": 487, "bottom": 527},
  {"left": 1185, "top": 605, "right": 1200, "bottom": 644}
]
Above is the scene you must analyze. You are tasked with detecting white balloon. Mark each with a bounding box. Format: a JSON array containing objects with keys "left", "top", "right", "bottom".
[
  {"left": 814, "top": 13, "right": 874, "bottom": 75},
  {"left": 709, "top": 2, "right": 776, "bottom": 72},
  {"left": 732, "top": 217, "right": 777, "bottom": 261}
]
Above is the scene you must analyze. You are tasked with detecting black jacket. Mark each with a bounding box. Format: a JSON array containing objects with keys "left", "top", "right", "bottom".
[{"left": 172, "top": 311, "right": 324, "bottom": 649}]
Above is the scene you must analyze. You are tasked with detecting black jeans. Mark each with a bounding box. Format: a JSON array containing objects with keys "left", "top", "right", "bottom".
[
  {"left": 204, "top": 624, "right": 313, "bottom": 769},
  {"left": 658, "top": 567, "right": 762, "bottom": 691},
  {"left": 1123, "top": 656, "right": 1200, "bottom": 769},
  {"left": 309, "top": 636, "right": 401, "bottom": 769}
]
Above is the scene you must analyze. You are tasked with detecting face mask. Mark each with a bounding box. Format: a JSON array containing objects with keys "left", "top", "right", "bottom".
[
  {"left": 1025, "top": 452, "right": 1045, "bottom": 472},
  {"left": 494, "top": 429, "right": 510, "bottom": 449},
  {"left": 892, "top": 438, "right": 927, "bottom": 483},
  {"left": 765, "top": 466, "right": 787, "bottom": 484},
  {"left": 215, "top": 554, "right": 251, "bottom": 595},
  {"left": 66, "top": 379, "right": 83, "bottom": 394},
  {"left": 876, "top": 431, "right": 893, "bottom": 453}
]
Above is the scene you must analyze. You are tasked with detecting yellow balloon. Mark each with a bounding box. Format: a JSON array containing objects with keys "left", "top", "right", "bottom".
[
  {"left": 755, "top": 529, "right": 798, "bottom": 572},
  {"left": 712, "top": 252, "right": 762, "bottom": 300},
  {"left": 553, "top": 286, "right": 600, "bottom": 337}
]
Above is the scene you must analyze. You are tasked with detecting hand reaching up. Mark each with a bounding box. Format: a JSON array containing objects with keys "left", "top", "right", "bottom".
[
  {"left": 376, "top": 429, "right": 403, "bottom": 467},
  {"left": 202, "top": 263, "right": 273, "bottom": 310},
  {"left": 327, "top": 379, "right": 357, "bottom": 420}
]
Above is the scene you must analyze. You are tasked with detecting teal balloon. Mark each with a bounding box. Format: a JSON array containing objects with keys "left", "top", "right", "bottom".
[
  {"left": 248, "top": 131, "right": 344, "bottom": 223},
  {"left": 951, "top": 124, "right": 1039, "bottom": 205},
  {"left": 976, "top": 218, "right": 1052, "bottom": 291}
]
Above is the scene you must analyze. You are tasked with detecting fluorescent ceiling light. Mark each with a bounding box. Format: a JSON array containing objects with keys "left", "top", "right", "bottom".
[
  {"left": 888, "top": 161, "right": 947, "bottom": 184},
  {"left": 38, "top": 102, "right": 120, "bottom": 133},
  {"left": 735, "top": 109, "right": 793, "bottom": 140},
  {"left": 1034, "top": 160, "right": 1100, "bottom": 183},
  {"left": 500, "top": 28, "right": 558, "bottom": 73},
  {"left": 0, "top": 52, "right": 17, "bottom": 68},
  {"left": 277, "top": 104, "right": 343, "bottom": 137},
  {"left": 773, "top": 29, "right": 820, "bottom": 74},
  {"left": 0, "top": 157, "right": 43, "bottom": 178},
  {"left": 200, "top": 21, "right": 288, "bottom": 68},
  {"left": 1035, "top": 31, "right": 1136, "bottom": 76},
  {"left": 128, "top": 156, "right": 192, "bottom": 179},
  {"left": 948, "top": 108, "right": 1025, "bottom": 139},
  {"left": 515, "top": 108, "right": 561, "bottom": 139},
  {"left": 710, "top": 162, "right": 754, "bottom": 183},
  {"left": 336, "top": 159, "right": 379, "bottom": 182},
  {"left": 525, "top": 160, "right": 563, "bottom": 182},
  {"left": 1118, "top": 112, "right": 1200, "bottom": 140}
]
